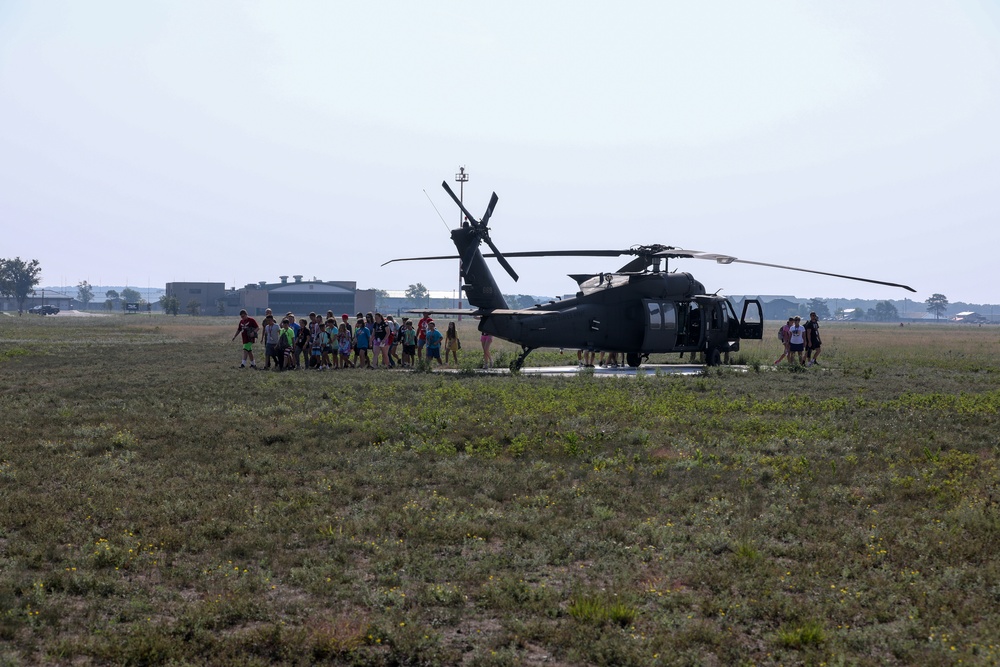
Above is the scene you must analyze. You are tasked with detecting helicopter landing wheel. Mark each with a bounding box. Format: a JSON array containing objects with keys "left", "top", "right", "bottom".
[
  {"left": 706, "top": 347, "right": 722, "bottom": 367},
  {"left": 512, "top": 346, "right": 535, "bottom": 370},
  {"left": 626, "top": 352, "right": 642, "bottom": 368}
]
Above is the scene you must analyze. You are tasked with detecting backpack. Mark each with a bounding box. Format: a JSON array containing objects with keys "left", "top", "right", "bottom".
[{"left": 777, "top": 327, "right": 786, "bottom": 343}]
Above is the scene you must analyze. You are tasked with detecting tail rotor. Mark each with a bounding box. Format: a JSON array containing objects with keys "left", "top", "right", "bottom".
[{"left": 441, "top": 182, "right": 518, "bottom": 282}]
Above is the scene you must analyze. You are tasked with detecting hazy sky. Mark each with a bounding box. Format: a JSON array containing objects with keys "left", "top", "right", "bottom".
[{"left": 2, "top": 2, "right": 998, "bottom": 304}]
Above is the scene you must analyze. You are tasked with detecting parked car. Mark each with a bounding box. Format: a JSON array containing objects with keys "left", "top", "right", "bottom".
[{"left": 28, "top": 305, "right": 60, "bottom": 315}]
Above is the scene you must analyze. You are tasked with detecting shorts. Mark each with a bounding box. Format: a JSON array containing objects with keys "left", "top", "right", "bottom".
[
  {"left": 481, "top": 334, "right": 493, "bottom": 344},
  {"left": 243, "top": 343, "right": 253, "bottom": 352},
  {"left": 417, "top": 338, "right": 426, "bottom": 348},
  {"left": 373, "top": 337, "right": 385, "bottom": 348},
  {"left": 789, "top": 343, "right": 804, "bottom": 352},
  {"left": 426, "top": 347, "right": 441, "bottom": 360},
  {"left": 323, "top": 345, "right": 334, "bottom": 354},
  {"left": 311, "top": 348, "right": 321, "bottom": 356},
  {"left": 403, "top": 344, "right": 416, "bottom": 356}
]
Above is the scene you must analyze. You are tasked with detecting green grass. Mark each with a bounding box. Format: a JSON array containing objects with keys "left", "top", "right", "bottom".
[{"left": 0, "top": 314, "right": 998, "bottom": 665}]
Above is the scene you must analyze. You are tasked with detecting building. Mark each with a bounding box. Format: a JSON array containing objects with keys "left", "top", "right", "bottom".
[
  {"left": 209, "top": 276, "right": 367, "bottom": 318},
  {"left": 165, "top": 282, "right": 227, "bottom": 315},
  {"left": 952, "top": 311, "right": 988, "bottom": 324},
  {"left": 265, "top": 275, "right": 357, "bottom": 317},
  {"left": 2, "top": 289, "right": 75, "bottom": 312}
]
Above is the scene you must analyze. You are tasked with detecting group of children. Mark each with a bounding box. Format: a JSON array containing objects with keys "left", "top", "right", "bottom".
[{"left": 235, "top": 308, "right": 462, "bottom": 371}]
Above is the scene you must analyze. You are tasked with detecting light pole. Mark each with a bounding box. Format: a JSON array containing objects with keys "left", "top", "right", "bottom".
[
  {"left": 455, "top": 166, "right": 468, "bottom": 226},
  {"left": 455, "top": 166, "right": 469, "bottom": 319}
]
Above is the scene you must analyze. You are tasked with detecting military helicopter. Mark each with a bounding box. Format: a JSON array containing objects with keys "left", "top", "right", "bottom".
[{"left": 384, "top": 181, "right": 916, "bottom": 369}]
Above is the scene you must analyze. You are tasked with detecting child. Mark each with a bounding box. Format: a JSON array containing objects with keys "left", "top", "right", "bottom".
[
  {"left": 354, "top": 318, "right": 372, "bottom": 369},
  {"left": 338, "top": 322, "right": 353, "bottom": 368},
  {"left": 311, "top": 322, "right": 326, "bottom": 369},
  {"left": 323, "top": 319, "right": 337, "bottom": 368},
  {"left": 401, "top": 319, "right": 417, "bottom": 367},
  {"left": 444, "top": 321, "right": 460, "bottom": 365},
  {"left": 425, "top": 321, "right": 444, "bottom": 366}
]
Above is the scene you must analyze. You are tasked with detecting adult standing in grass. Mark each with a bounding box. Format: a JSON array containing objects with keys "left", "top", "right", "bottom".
[
  {"left": 232, "top": 309, "right": 259, "bottom": 369},
  {"left": 804, "top": 311, "right": 822, "bottom": 366},
  {"left": 481, "top": 330, "right": 494, "bottom": 369},
  {"left": 787, "top": 316, "right": 807, "bottom": 366},
  {"left": 416, "top": 311, "right": 433, "bottom": 361}
]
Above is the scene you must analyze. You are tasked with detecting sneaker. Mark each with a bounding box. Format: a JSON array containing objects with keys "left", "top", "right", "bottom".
[{"left": 239, "top": 364, "right": 246, "bottom": 369}]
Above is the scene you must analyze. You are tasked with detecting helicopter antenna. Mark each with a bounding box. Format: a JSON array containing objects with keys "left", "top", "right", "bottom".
[{"left": 423, "top": 189, "right": 451, "bottom": 232}]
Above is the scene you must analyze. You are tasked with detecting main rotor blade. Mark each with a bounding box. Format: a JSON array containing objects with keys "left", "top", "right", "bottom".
[
  {"left": 483, "top": 235, "right": 519, "bottom": 282},
  {"left": 481, "top": 192, "right": 499, "bottom": 227},
  {"left": 669, "top": 250, "right": 917, "bottom": 292},
  {"left": 381, "top": 254, "right": 459, "bottom": 267},
  {"left": 382, "top": 249, "right": 631, "bottom": 267},
  {"left": 441, "top": 181, "right": 481, "bottom": 226}
]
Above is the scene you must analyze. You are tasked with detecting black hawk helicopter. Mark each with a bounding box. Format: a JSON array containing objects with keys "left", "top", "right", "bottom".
[{"left": 384, "top": 181, "right": 916, "bottom": 370}]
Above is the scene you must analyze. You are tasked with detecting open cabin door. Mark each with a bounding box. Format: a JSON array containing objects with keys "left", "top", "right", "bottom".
[
  {"left": 641, "top": 300, "right": 678, "bottom": 352},
  {"left": 739, "top": 299, "right": 764, "bottom": 339}
]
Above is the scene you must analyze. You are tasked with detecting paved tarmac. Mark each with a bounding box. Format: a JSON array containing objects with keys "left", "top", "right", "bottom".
[{"left": 445, "top": 363, "right": 732, "bottom": 377}]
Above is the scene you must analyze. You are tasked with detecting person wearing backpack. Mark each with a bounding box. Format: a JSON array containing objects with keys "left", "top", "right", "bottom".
[
  {"left": 232, "top": 309, "right": 260, "bottom": 369},
  {"left": 262, "top": 315, "right": 279, "bottom": 370},
  {"left": 277, "top": 319, "right": 294, "bottom": 370},
  {"left": 773, "top": 317, "right": 794, "bottom": 365}
]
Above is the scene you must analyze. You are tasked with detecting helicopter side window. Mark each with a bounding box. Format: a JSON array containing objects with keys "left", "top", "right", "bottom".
[
  {"left": 661, "top": 302, "right": 676, "bottom": 329},
  {"left": 647, "top": 302, "right": 661, "bottom": 330}
]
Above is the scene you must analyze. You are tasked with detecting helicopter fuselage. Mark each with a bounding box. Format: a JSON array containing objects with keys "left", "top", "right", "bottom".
[{"left": 478, "top": 271, "right": 763, "bottom": 364}]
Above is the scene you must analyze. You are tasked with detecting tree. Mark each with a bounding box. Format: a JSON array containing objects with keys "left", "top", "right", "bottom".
[
  {"left": 405, "top": 283, "right": 429, "bottom": 306},
  {"left": 0, "top": 257, "right": 43, "bottom": 315},
  {"left": 77, "top": 280, "right": 94, "bottom": 308},
  {"left": 925, "top": 293, "right": 949, "bottom": 320},
  {"left": 186, "top": 299, "right": 201, "bottom": 316},
  {"left": 504, "top": 294, "right": 538, "bottom": 309},
  {"left": 104, "top": 299, "right": 115, "bottom": 312},
  {"left": 159, "top": 294, "right": 180, "bottom": 316},
  {"left": 216, "top": 299, "right": 227, "bottom": 315},
  {"left": 806, "top": 298, "right": 830, "bottom": 320},
  {"left": 874, "top": 300, "right": 899, "bottom": 322},
  {"left": 121, "top": 287, "right": 142, "bottom": 305},
  {"left": 106, "top": 289, "right": 120, "bottom": 301},
  {"left": 373, "top": 289, "right": 390, "bottom": 311}
]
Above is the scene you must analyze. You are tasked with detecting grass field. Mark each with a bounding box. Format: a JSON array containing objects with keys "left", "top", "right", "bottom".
[{"left": 1, "top": 314, "right": 998, "bottom": 666}]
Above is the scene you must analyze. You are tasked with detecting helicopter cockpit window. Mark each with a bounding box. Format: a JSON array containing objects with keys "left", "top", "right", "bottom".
[
  {"left": 647, "top": 302, "right": 661, "bottom": 330},
  {"left": 710, "top": 303, "right": 726, "bottom": 330}
]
